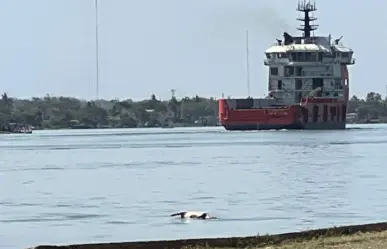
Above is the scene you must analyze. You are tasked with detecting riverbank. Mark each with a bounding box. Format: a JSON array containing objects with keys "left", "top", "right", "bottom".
[
  {"left": 1, "top": 92, "right": 387, "bottom": 131},
  {"left": 28, "top": 221, "right": 387, "bottom": 249},
  {"left": 202, "top": 231, "right": 387, "bottom": 248}
]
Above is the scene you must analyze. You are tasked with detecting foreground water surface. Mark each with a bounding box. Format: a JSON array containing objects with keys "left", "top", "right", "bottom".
[{"left": 1, "top": 124, "right": 387, "bottom": 248}]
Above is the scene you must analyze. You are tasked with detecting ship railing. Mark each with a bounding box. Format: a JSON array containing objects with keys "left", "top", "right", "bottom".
[
  {"left": 299, "top": 69, "right": 317, "bottom": 96},
  {"left": 293, "top": 89, "right": 343, "bottom": 92},
  {"left": 264, "top": 58, "right": 291, "bottom": 65},
  {"left": 283, "top": 74, "right": 336, "bottom": 78}
]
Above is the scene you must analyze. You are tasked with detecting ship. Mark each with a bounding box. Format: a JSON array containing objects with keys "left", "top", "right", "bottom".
[{"left": 218, "top": 0, "right": 355, "bottom": 130}]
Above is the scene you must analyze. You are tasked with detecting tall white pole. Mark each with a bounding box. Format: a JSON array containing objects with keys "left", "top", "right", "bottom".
[
  {"left": 95, "top": 0, "right": 100, "bottom": 100},
  {"left": 245, "top": 30, "right": 251, "bottom": 98}
]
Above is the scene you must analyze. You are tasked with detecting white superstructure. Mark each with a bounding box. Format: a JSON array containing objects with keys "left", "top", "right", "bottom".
[{"left": 263, "top": 1, "right": 355, "bottom": 105}]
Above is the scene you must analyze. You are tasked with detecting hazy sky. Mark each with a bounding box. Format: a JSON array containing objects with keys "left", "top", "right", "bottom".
[{"left": 0, "top": 0, "right": 382, "bottom": 100}]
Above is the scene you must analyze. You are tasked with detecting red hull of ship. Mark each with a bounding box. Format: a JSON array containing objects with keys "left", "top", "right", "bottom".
[
  {"left": 218, "top": 100, "right": 301, "bottom": 130},
  {"left": 218, "top": 98, "right": 347, "bottom": 131}
]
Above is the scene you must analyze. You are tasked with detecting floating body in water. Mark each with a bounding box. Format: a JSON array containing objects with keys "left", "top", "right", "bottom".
[{"left": 170, "top": 211, "right": 217, "bottom": 220}]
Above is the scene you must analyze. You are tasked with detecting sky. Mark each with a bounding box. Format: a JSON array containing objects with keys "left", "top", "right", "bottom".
[{"left": 0, "top": 0, "right": 383, "bottom": 100}]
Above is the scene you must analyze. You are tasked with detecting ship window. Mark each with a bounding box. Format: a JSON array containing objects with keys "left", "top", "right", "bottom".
[
  {"left": 277, "top": 80, "right": 282, "bottom": 90},
  {"left": 298, "top": 52, "right": 305, "bottom": 61},
  {"left": 305, "top": 52, "right": 311, "bottom": 61},
  {"left": 296, "top": 67, "right": 302, "bottom": 76},
  {"left": 342, "top": 52, "right": 349, "bottom": 58},
  {"left": 295, "top": 79, "right": 302, "bottom": 90},
  {"left": 297, "top": 93, "right": 302, "bottom": 102},
  {"left": 265, "top": 53, "right": 271, "bottom": 59},
  {"left": 318, "top": 52, "right": 323, "bottom": 61},
  {"left": 311, "top": 52, "right": 317, "bottom": 61},
  {"left": 312, "top": 78, "right": 323, "bottom": 89},
  {"left": 334, "top": 79, "right": 341, "bottom": 89},
  {"left": 270, "top": 67, "right": 278, "bottom": 75},
  {"left": 278, "top": 53, "right": 288, "bottom": 58},
  {"left": 285, "top": 66, "right": 294, "bottom": 76},
  {"left": 290, "top": 52, "right": 297, "bottom": 60}
]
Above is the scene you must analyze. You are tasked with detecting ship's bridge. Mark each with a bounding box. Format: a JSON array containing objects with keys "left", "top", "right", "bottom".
[
  {"left": 262, "top": 34, "right": 355, "bottom": 106},
  {"left": 264, "top": 35, "right": 355, "bottom": 66}
]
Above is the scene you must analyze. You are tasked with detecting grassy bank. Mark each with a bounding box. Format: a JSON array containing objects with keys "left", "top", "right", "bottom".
[
  {"left": 30, "top": 221, "right": 387, "bottom": 249},
  {"left": 186, "top": 230, "right": 387, "bottom": 249}
]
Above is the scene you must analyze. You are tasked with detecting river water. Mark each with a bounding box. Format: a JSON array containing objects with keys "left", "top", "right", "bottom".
[{"left": 1, "top": 124, "right": 387, "bottom": 248}]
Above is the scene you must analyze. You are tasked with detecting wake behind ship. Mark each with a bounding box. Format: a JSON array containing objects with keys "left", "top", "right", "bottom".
[{"left": 218, "top": 0, "right": 355, "bottom": 130}]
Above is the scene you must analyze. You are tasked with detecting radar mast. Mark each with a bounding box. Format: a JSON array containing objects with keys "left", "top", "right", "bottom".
[{"left": 296, "top": 0, "right": 318, "bottom": 38}]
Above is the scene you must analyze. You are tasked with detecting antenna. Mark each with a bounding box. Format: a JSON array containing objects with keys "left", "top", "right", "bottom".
[
  {"left": 296, "top": 0, "right": 318, "bottom": 38},
  {"left": 245, "top": 30, "right": 251, "bottom": 98},
  {"left": 95, "top": 0, "right": 100, "bottom": 100}
]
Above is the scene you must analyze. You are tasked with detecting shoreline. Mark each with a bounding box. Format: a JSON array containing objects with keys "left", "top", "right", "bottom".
[
  {"left": 1, "top": 121, "right": 387, "bottom": 135},
  {"left": 28, "top": 221, "right": 387, "bottom": 249}
]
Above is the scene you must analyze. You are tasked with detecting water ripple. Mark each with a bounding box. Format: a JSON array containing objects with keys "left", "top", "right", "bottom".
[
  {"left": 1, "top": 125, "right": 387, "bottom": 249},
  {"left": 0, "top": 212, "right": 106, "bottom": 223},
  {"left": 2, "top": 139, "right": 387, "bottom": 151}
]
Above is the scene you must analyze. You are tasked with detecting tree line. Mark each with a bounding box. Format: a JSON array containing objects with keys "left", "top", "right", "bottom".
[
  {"left": 0, "top": 93, "right": 218, "bottom": 130},
  {"left": 0, "top": 91, "right": 385, "bottom": 131},
  {"left": 347, "top": 92, "right": 387, "bottom": 122}
]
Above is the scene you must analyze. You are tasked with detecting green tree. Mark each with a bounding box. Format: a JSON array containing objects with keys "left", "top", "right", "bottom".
[{"left": 1, "top": 91, "right": 387, "bottom": 132}]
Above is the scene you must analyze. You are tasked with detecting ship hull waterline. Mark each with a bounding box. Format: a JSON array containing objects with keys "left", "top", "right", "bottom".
[
  {"left": 221, "top": 122, "right": 346, "bottom": 131},
  {"left": 218, "top": 98, "right": 348, "bottom": 131}
]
